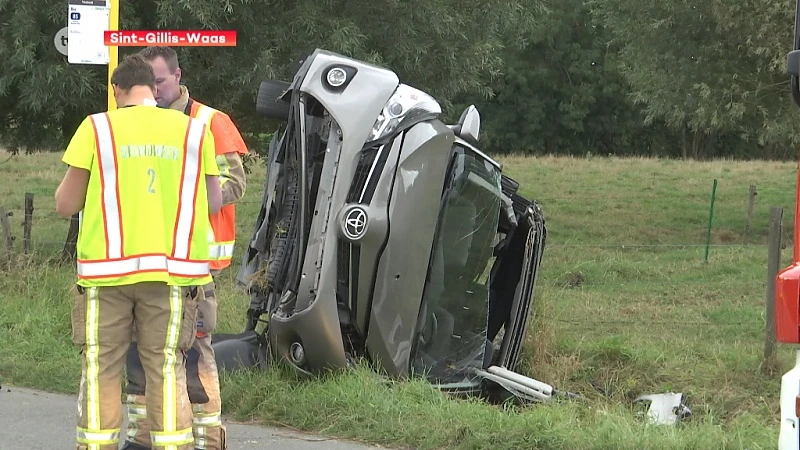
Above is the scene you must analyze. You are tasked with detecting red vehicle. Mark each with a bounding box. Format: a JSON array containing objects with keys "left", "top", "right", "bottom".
[{"left": 775, "top": 2, "right": 800, "bottom": 447}]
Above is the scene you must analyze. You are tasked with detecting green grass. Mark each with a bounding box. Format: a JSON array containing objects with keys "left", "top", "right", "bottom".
[{"left": 0, "top": 149, "right": 796, "bottom": 449}]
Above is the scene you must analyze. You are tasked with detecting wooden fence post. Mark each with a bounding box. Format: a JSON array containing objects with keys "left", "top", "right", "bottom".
[
  {"left": 764, "top": 206, "right": 783, "bottom": 373},
  {"left": 744, "top": 184, "right": 757, "bottom": 243},
  {"left": 23, "top": 192, "right": 33, "bottom": 255},
  {"left": 0, "top": 207, "right": 12, "bottom": 266},
  {"left": 0, "top": 207, "right": 12, "bottom": 252},
  {"left": 704, "top": 179, "right": 718, "bottom": 263}
]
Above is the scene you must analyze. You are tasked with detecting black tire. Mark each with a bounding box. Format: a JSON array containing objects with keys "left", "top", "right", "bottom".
[{"left": 257, "top": 80, "right": 291, "bottom": 120}]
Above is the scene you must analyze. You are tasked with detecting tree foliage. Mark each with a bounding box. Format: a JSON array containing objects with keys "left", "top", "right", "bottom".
[
  {"left": 469, "top": 1, "right": 657, "bottom": 156},
  {"left": 1, "top": 0, "right": 800, "bottom": 160},
  {"left": 589, "top": 0, "right": 800, "bottom": 158},
  {"left": 0, "top": 0, "right": 543, "bottom": 153}
]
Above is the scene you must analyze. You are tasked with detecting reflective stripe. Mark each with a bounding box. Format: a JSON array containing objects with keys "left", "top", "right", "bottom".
[
  {"left": 172, "top": 117, "right": 205, "bottom": 260},
  {"left": 196, "top": 434, "right": 206, "bottom": 449},
  {"left": 192, "top": 404, "right": 222, "bottom": 449},
  {"left": 126, "top": 412, "right": 143, "bottom": 440},
  {"left": 209, "top": 242, "right": 235, "bottom": 260},
  {"left": 77, "top": 427, "right": 120, "bottom": 445},
  {"left": 192, "top": 407, "right": 222, "bottom": 448},
  {"left": 215, "top": 153, "right": 232, "bottom": 185},
  {"left": 194, "top": 104, "right": 216, "bottom": 125},
  {"left": 90, "top": 112, "right": 123, "bottom": 259},
  {"left": 150, "top": 427, "right": 194, "bottom": 447},
  {"left": 207, "top": 222, "right": 234, "bottom": 261},
  {"left": 126, "top": 396, "right": 145, "bottom": 441},
  {"left": 194, "top": 425, "right": 206, "bottom": 449},
  {"left": 193, "top": 413, "right": 222, "bottom": 426},
  {"left": 126, "top": 402, "right": 147, "bottom": 418},
  {"left": 192, "top": 103, "right": 237, "bottom": 267},
  {"left": 77, "top": 255, "right": 209, "bottom": 278},
  {"left": 160, "top": 286, "right": 183, "bottom": 443},
  {"left": 81, "top": 287, "right": 102, "bottom": 450}
]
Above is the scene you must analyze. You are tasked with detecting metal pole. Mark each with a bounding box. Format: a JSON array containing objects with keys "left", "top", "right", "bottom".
[
  {"left": 744, "top": 184, "right": 757, "bottom": 243},
  {"left": 107, "top": 0, "right": 119, "bottom": 111},
  {"left": 704, "top": 179, "right": 718, "bottom": 263}
]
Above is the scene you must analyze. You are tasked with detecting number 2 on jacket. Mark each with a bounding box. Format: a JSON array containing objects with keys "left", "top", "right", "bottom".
[{"left": 147, "top": 168, "right": 156, "bottom": 194}]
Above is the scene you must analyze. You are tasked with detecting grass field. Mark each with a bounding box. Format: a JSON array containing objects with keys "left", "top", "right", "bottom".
[{"left": 1, "top": 148, "right": 798, "bottom": 449}]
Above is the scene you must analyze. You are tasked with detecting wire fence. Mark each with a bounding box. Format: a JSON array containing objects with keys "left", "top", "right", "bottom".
[
  {"left": 0, "top": 183, "right": 793, "bottom": 362},
  {"left": 0, "top": 190, "right": 790, "bottom": 268}
]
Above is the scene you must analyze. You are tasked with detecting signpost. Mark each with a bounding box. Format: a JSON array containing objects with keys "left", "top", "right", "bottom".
[
  {"left": 67, "top": 0, "right": 118, "bottom": 110},
  {"left": 64, "top": 0, "right": 233, "bottom": 112},
  {"left": 107, "top": 0, "right": 118, "bottom": 111}
]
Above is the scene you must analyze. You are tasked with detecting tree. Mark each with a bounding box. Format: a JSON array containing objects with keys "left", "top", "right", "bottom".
[
  {"left": 461, "top": 0, "right": 678, "bottom": 157},
  {"left": 589, "top": 0, "right": 800, "bottom": 159},
  {"left": 0, "top": 0, "right": 545, "bottom": 153}
]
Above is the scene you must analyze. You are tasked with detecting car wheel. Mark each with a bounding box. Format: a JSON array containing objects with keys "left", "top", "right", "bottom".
[{"left": 257, "top": 80, "right": 291, "bottom": 120}]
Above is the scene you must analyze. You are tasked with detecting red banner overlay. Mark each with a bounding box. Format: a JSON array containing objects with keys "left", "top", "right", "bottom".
[{"left": 103, "top": 30, "right": 237, "bottom": 47}]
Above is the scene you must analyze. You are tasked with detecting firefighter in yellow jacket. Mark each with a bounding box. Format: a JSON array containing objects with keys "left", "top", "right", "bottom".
[
  {"left": 55, "top": 54, "right": 222, "bottom": 450},
  {"left": 122, "top": 46, "right": 248, "bottom": 450}
]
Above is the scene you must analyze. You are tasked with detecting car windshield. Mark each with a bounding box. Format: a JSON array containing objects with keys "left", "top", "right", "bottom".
[{"left": 411, "top": 146, "right": 503, "bottom": 385}]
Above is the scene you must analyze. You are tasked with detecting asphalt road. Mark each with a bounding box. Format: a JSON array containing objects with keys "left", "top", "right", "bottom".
[{"left": 0, "top": 385, "right": 387, "bottom": 450}]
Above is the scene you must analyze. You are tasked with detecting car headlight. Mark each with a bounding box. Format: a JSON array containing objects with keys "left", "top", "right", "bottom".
[{"left": 366, "top": 84, "right": 442, "bottom": 143}]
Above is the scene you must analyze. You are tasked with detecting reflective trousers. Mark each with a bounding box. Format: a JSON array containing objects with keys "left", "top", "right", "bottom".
[
  {"left": 71, "top": 282, "right": 199, "bottom": 450},
  {"left": 124, "top": 275, "right": 224, "bottom": 450}
]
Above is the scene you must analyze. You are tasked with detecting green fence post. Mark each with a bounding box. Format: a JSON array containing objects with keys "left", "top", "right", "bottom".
[{"left": 705, "top": 179, "right": 718, "bottom": 263}]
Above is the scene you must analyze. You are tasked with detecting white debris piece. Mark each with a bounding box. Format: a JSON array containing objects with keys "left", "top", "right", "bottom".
[{"left": 634, "top": 392, "right": 692, "bottom": 425}]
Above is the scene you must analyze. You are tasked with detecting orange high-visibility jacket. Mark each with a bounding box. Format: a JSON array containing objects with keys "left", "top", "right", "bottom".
[{"left": 186, "top": 98, "right": 249, "bottom": 271}]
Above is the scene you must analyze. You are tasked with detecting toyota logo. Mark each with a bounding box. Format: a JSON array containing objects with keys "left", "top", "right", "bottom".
[{"left": 343, "top": 207, "right": 368, "bottom": 240}]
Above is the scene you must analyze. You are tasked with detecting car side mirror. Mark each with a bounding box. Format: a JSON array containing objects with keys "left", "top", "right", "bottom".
[{"left": 457, "top": 105, "right": 481, "bottom": 146}]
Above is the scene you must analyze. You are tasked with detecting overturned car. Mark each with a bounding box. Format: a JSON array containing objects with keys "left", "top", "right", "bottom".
[{"left": 212, "top": 49, "right": 551, "bottom": 402}]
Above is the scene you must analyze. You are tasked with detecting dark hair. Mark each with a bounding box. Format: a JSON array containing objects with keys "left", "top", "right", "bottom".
[
  {"left": 110, "top": 54, "right": 156, "bottom": 91},
  {"left": 138, "top": 46, "right": 179, "bottom": 72}
]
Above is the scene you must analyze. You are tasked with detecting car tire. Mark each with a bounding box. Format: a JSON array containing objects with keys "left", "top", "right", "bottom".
[{"left": 257, "top": 80, "right": 291, "bottom": 120}]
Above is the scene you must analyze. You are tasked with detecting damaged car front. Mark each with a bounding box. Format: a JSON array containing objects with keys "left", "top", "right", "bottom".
[{"left": 216, "top": 48, "right": 551, "bottom": 402}]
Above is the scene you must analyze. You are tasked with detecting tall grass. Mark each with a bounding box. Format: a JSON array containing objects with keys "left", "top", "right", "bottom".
[{"left": 0, "top": 149, "right": 794, "bottom": 449}]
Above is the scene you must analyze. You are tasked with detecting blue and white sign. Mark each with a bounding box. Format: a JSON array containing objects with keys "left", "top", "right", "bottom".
[{"left": 67, "top": 0, "right": 110, "bottom": 65}]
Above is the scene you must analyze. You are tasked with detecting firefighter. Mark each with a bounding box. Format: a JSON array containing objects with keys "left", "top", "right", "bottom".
[
  {"left": 122, "top": 46, "right": 248, "bottom": 450},
  {"left": 55, "top": 53, "right": 222, "bottom": 450}
]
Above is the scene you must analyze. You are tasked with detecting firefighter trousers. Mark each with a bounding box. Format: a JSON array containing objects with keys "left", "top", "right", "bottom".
[
  {"left": 124, "top": 275, "right": 225, "bottom": 450},
  {"left": 71, "top": 281, "right": 200, "bottom": 450}
]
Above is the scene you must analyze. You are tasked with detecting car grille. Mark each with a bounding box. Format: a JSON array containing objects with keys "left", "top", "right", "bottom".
[{"left": 337, "top": 142, "right": 391, "bottom": 324}]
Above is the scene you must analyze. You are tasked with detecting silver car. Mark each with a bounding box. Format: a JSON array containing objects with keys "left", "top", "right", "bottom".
[{"left": 212, "top": 48, "right": 552, "bottom": 402}]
